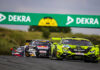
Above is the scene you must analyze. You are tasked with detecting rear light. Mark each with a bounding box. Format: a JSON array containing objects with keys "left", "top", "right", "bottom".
[
  {"left": 37, "top": 46, "right": 48, "bottom": 47},
  {"left": 14, "top": 50, "right": 17, "bottom": 52},
  {"left": 56, "top": 52, "right": 60, "bottom": 55},
  {"left": 37, "top": 46, "right": 48, "bottom": 49}
]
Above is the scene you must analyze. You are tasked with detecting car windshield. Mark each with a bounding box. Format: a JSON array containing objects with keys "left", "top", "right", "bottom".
[
  {"left": 62, "top": 39, "right": 93, "bottom": 46},
  {"left": 32, "top": 41, "right": 49, "bottom": 46},
  {"left": 30, "top": 41, "right": 40, "bottom": 45},
  {"left": 37, "top": 42, "right": 49, "bottom": 46}
]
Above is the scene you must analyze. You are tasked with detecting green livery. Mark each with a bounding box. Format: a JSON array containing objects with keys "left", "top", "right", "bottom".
[{"left": 50, "top": 37, "right": 99, "bottom": 62}]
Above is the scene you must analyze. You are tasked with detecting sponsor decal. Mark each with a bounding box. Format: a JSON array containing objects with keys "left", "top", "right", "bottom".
[
  {"left": 8, "top": 15, "right": 31, "bottom": 22},
  {"left": 66, "top": 16, "right": 99, "bottom": 25},
  {"left": 0, "top": 13, "right": 6, "bottom": 22},
  {"left": 66, "top": 16, "right": 74, "bottom": 25},
  {"left": 38, "top": 17, "right": 58, "bottom": 26},
  {"left": 0, "top": 13, "right": 31, "bottom": 23},
  {"left": 76, "top": 18, "right": 99, "bottom": 25}
]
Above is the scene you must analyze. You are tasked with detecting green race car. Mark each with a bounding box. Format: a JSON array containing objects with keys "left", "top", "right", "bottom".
[{"left": 50, "top": 37, "right": 99, "bottom": 62}]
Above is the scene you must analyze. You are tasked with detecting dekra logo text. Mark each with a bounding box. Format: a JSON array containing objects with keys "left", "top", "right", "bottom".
[
  {"left": 8, "top": 15, "right": 31, "bottom": 22},
  {"left": 76, "top": 18, "right": 99, "bottom": 25},
  {"left": 66, "top": 16, "right": 99, "bottom": 25}
]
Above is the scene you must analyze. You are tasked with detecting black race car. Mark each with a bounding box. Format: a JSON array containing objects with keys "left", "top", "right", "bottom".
[{"left": 34, "top": 40, "right": 51, "bottom": 57}]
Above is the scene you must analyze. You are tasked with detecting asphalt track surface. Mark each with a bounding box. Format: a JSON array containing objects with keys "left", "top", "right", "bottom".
[{"left": 0, "top": 56, "right": 100, "bottom": 70}]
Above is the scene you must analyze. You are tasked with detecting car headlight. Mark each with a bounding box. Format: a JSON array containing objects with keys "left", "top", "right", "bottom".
[
  {"left": 90, "top": 50, "right": 95, "bottom": 53},
  {"left": 63, "top": 49, "right": 68, "bottom": 52},
  {"left": 57, "top": 48, "right": 60, "bottom": 51},
  {"left": 63, "top": 45, "right": 70, "bottom": 48}
]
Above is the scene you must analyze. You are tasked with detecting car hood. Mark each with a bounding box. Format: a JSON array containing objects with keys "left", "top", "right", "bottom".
[{"left": 61, "top": 44, "right": 94, "bottom": 49}]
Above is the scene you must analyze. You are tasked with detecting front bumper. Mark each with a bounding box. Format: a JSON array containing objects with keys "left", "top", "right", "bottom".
[{"left": 61, "top": 53, "right": 98, "bottom": 60}]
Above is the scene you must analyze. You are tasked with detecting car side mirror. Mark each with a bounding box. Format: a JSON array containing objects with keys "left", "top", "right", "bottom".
[
  {"left": 95, "top": 45, "right": 99, "bottom": 47},
  {"left": 51, "top": 42, "right": 53, "bottom": 44},
  {"left": 53, "top": 43, "right": 57, "bottom": 45}
]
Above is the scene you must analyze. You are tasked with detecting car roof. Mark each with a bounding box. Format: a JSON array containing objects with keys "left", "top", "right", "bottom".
[
  {"left": 62, "top": 38, "right": 90, "bottom": 41},
  {"left": 31, "top": 40, "right": 49, "bottom": 42}
]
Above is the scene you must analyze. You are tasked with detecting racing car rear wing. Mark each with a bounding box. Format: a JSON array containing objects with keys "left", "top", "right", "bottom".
[
  {"left": 51, "top": 37, "right": 62, "bottom": 40},
  {"left": 26, "top": 40, "right": 33, "bottom": 42},
  {"left": 51, "top": 37, "right": 62, "bottom": 44}
]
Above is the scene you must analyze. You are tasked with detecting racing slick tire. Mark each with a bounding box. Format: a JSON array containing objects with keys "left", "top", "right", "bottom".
[
  {"left": 25, "top": 52, "right": 30, "bottom": 57},
  {"left": 84, "top": 56, "right": 98, "bottom": 63},
  {"left": 36, "top": 52, "right": 40, "bottom": 58},
  {"left": 50, "top": 45, "right": 63, "bottom": 60},
  {"left": 91, "top": 57, "right": 98, "bottom": 63}
]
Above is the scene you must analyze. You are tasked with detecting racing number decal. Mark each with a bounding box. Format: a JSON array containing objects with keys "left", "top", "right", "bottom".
[{"left": 38, "top": 17, "right": 58, "bottom": 26}]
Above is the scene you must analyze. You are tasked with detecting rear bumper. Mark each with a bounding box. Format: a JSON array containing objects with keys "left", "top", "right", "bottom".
[{"left": 37, "top": 50, "right": 49, "bottom": 56}]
